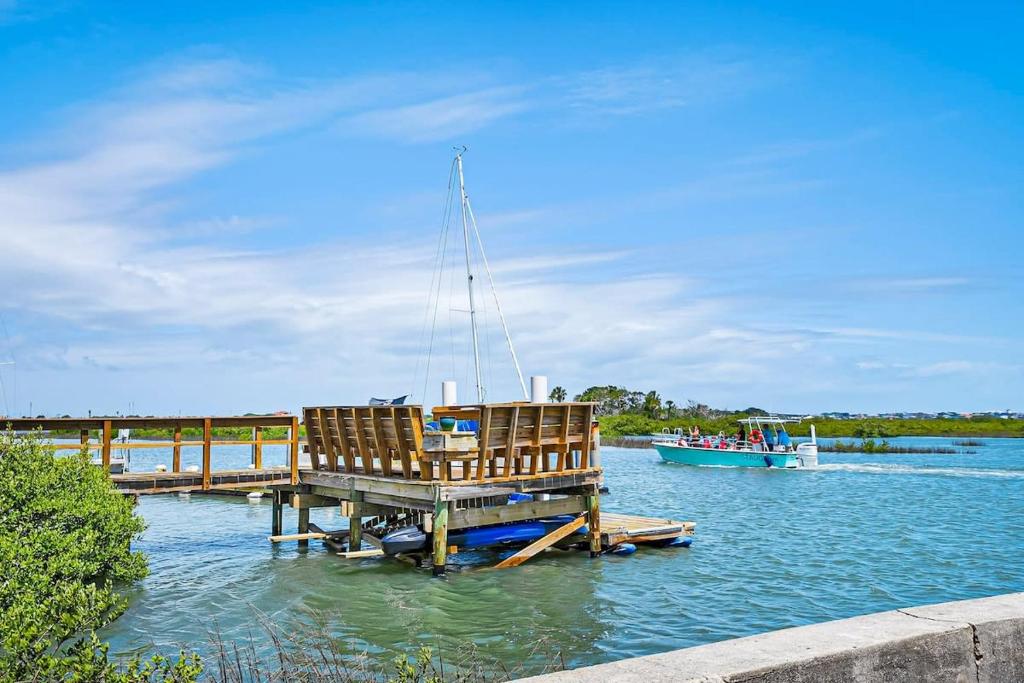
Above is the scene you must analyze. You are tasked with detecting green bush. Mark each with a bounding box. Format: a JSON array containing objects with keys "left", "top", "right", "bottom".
[{"left": 0, "top": 430, "right": 200, "bottom": 682}]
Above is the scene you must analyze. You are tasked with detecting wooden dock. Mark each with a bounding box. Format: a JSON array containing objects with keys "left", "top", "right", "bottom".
[
  {"left": 599, "top": 512, "right": 696, "bottom": 545},
  {"left": 5, "top": 404, "right": 695, "bottom": 575}
]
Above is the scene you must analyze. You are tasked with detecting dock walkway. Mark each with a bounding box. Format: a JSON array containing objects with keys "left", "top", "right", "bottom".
[{"left": 6, "top": 405, "right": 696, "bottom": 575}]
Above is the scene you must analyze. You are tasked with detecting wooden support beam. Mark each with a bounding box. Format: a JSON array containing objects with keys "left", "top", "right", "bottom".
[
  {"left": 587, "top": 493, "right": 602, "bottom": 557},
  {"left": 290, "top": 415, "right": 300, "bottom": 485},
  {"left": 269, "top": 531, "right": 327, "bottom": 543},
  {"left": 297, "top": 508, "right": 310, "bottom": 548},
  {"left": 493, "top": 515, "right": 587, "bottom": 569},
  {"left": 392, "top": 406, "right": 413, "bottom": 478},
  {"left": 348, "top": 492, "right": 363, "bottom": 552},
  {"left": 317, "top": 408, "right": 337, "bottom": 472},
  {"left": 79, "top": 429, "right": 89, "bottom": 448},
  {"left": 448, "top": 495, "right": 586, "bottom": 530},
  {"left": 371, "top": 411, "right": 391, "bottom": 477},
  {"left": 289, "top": 493, "right": 337, "bottom": 509},
  {"left": 304, "top": 408, "right": 320, "bottom": 471},
  {"left": 338, "top": 548, "right": 385, "bottom": 559},
  {"left": 202, "top": 417, "right": 212, "bottom": 491},
  {"left": 101, "top": 420, "right": 112, "bottom": 469},
  {"left": 253, "top": 425, "right": 263, "bottom": 470},
  {"left": 580, "top": 404, "right": 594, "bottom": 469},
  {"left": 334, "top": 408, "right": 355, "bottom": 473},
  {"left": 173, "top": 423, "right": 182, "bottom": 472},
  {"left": 432, "top": 497, "right": 449, "bottom": 576},
  {"left": 271, "top": 490, "right": 283, "bottom": 537}
]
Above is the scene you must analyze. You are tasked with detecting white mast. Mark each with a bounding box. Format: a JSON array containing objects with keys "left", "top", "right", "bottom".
[
  {"left": 464, "top": 196, "right": 530, "bottom": 400},
  {"left": 455, "top": 150, "right": 484, "bottom": 402}
]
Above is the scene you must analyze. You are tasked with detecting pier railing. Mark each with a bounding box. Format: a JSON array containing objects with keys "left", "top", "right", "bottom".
[{"left": 2, "top": 415, "right": 301, "bottom": 486}]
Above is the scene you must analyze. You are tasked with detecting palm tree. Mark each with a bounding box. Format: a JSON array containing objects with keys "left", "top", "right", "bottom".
[
  {"left": 549, "top": 386, "right": 567, "bottom": 402},
  {"left": 665, "top": 400, "right": 676, "bottom": 419}
]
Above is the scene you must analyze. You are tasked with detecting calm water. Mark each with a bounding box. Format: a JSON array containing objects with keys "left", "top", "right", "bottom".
[{"left": 102, "top": 438, "right": 1024, "bottom": 675}]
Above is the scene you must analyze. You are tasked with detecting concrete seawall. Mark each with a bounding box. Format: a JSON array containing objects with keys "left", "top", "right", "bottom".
[{"left": 521, "top": 592, "right": 1024, "bottom": 682}]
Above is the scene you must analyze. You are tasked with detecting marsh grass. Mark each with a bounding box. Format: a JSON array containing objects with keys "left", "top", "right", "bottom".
[{"left": 197, "top": 610, "right": 564, "bottom": 682}]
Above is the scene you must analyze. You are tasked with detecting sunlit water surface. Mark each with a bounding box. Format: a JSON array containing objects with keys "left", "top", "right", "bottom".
[{"left": 101, "top": 438, "right": 1024, "bottom": 675}]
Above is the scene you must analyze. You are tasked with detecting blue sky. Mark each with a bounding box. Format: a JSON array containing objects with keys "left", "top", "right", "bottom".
[{"left": 1, "top": 1, "right": 1021, "bottom": 416}]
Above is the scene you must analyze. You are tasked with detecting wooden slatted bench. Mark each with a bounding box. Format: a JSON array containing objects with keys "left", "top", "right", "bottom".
[{"left": 301, "top": 402, "right": 598, "bottom": 484}]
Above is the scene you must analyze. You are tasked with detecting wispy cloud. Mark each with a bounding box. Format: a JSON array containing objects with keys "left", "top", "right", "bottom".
[
  {"left": 563, "top": 53, "right": 773, "bottom": 116},
  {"left": 343, "top": 86, "right": 530, "bottom": 143},
  {"left": 850, "top": 276, "right": 972, "bottom": 293}
]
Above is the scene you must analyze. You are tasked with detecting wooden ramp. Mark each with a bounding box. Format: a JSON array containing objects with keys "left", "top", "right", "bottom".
[{"left": 600, "top": 512, "right": 695, "bottom": 546}]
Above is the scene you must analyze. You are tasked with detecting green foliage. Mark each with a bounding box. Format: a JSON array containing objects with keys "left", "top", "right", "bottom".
[
  {"left": 851, "top": 421, "right": 893, "bottom": 438},
  {"left": 596, "top": 411, "right": 1024, "bottom": 440},
  {"left": 548, "top": 386, "right": 567, "bottom": 403},
  {"left": 0, "top": 430, "right": 201, "bottom": 682},
  {"left": 389, "top": 646, "right": 442, "bottom": 683}
]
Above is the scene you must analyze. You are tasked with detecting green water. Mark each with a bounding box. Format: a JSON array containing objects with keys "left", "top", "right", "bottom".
[{"left": 103, "top": 439, "right": 1024, "bottom": 676}]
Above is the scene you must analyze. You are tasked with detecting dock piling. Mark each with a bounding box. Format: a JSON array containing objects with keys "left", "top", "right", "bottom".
[
  {"left": 297, "top": 508, "right": 310, "bottom": 548},
  {"left": 348, "top": 494, "right": 363, "bottom": 551},
  {"left": 587, "top": 491, "right": 602, "bottom": 557},
  {"left": 271, "top": 490, "right": 283, "bottom": 537},
  {"left": 432, "top": 497, "right": 449, "bottom": 576},
  {"left": 101, "top": 420, "right": 112, "bottom": 469}
]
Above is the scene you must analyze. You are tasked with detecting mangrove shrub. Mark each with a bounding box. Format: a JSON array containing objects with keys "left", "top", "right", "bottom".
[{"left": 0, "top": 430, "right": 199, "bottom": 682}]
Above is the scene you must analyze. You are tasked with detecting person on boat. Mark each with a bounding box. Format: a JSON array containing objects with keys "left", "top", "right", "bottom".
[
  {"left": 689, "top": 425, "right": 700, "bottom": 445},
  {"left": 717, "top": 432, "right": 729, "bottom": 450},
  {"left": 702, "top": 436, "right": 711, "bottom": 449},
  {"left": 737, "top": 425, "right": 746, "bottom": 444}
]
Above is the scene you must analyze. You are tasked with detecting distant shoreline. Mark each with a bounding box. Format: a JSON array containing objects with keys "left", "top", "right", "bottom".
[{"left": 596, "top": 415, "right": 1024, "bottom": 440}]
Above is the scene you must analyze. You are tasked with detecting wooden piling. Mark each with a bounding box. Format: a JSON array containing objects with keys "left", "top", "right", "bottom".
[
  {"left": 348, "top": 493, "right": 363, "bottom": 552},
  {"left": 80, "top": 428, "right": 89, "bottom": 448},
  {"left": 432, "top": 498, "right": 449, "bottom": 576},
  {"left": 202, "top": 417, "right": 212, "bottom": 491},
  {"left": 587, "top": 492, "right": 602, "bottom": 557},
  {"left": 297, "top": 507, "right": 310, "bottom": 548},
  {"left": 253, "top": 425, "right": 263, "bottom": 469},
  {"left": 271, "top": 490, "right": 283, "bottom": 537},
  {"left": 101, "top": 420, "right": 112, "bottom": 469},
  {"left": 173, "top": 423, "right": 182, "bottom": 472},
  {"left": 290, "top": 416, "right": 300, "bottom": 485}
]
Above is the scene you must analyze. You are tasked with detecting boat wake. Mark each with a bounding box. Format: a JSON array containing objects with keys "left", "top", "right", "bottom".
[{"left": 813, "top": 463, "right": 1024, "bottom": 479}]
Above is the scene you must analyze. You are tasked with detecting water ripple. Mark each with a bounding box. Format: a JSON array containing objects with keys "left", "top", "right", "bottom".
[{"left": 101, "top": 439, "right": 1024, "bottom": 676}]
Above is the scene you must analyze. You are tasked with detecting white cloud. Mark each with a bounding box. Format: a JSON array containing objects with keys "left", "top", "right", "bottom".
[
  {"left": 343, "top": 86, "right": 530, "bottom": 143},
  {"left": 3, "top": 53, "right": 1009, "bottom": 415}
]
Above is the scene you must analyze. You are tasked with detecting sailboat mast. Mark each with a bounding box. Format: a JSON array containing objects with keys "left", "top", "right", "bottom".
[{"left": 455, "top": 151, "right": 485, "bottom": 402}]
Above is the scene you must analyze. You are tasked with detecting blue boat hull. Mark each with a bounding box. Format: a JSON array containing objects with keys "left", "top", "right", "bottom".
[{"left": 655, "top": 443, "right": 799, "bottom": 468}]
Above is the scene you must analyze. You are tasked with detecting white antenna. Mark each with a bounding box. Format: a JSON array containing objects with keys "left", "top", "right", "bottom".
[
  {"left": 455, "top": 149, "right": 484, "bottom": 402},
  {"left": 464, "top": 195, "right": 529, "bottom": 400}
]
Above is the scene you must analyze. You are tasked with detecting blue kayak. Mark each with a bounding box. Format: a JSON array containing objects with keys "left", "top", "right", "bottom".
[{"left": 380, "top": 515, "right": 587, "bottom": 555}]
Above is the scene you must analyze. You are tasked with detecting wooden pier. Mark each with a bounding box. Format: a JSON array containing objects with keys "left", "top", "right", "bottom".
[{"left": 5, "top": 403, "right": 695, "bottom": 574}]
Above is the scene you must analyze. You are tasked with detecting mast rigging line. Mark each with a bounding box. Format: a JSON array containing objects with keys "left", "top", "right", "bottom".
[
  {"left": 463, "top": 194, "right": 529, "bottom": 400},
  {"left": 418, "top": 148, "right": 530, "bottom": 404}
]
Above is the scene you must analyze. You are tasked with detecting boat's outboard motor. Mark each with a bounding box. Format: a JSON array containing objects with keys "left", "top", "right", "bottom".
[{"left": 796, "top": 424, "right": 819, "bottom": 468}]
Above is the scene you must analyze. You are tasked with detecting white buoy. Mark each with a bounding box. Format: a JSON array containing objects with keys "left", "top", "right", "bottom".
[
  {"left": 442, "top": 380, "right": 458, "bottom": 407},
  {"left": 178, "top": 491, "right": 191, "bottom": 498},
  {"left": 185, "top": 464, "right": 199, "bottom": 473},
  {"left": 246, "top": 463, "right": 255, "bottom": 469},
  {"left": 531, "top": 375, "right": 548, "bottom": 403},
  {"left": 155, "top": 464, "right": 167, "bottom": 473},
  {"left": 246, "top": 491, "right": 263, "bottom": 500}
]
